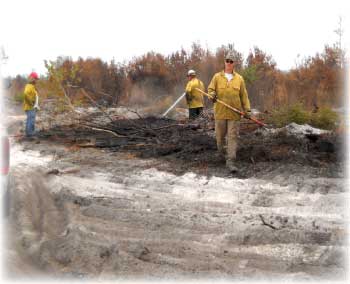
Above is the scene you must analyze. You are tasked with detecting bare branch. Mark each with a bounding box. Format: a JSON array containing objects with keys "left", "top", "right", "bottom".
[
  {"left": 60, "top": 84, "right": 76, "bottom": 111},
  {"left": 79, "top": 124, "right": 126, "bottom": 138},
  {"left": 259, "top": 214, "right": 279, "bottom": 230},
  {"left": 150, "top": 124, "right": 186, "bottom": 130},
  {"left": 79, "top": 88, "right": 116, "bottom": 123},
  {"left": 67, "top": 84, "right": 114, "bottom": 98}
]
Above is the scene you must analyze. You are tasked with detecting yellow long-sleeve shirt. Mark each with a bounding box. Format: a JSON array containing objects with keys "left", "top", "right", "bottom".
[
  {"left": 208, "top": 71, "right": 250, "bottom": 120},
  {"left": 23, "top": 83, "right": 38, "bottom": 111},
  {"left": 185, "top": 78, "right": 205, "bottom": 108}
]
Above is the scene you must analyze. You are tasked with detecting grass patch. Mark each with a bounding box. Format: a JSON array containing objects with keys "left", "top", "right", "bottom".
[
  {"left": 267, "top": 103, "right": 339, "bottom": 130},
  {"left": 310, "top": 107, "right": 339, "bottom": 130},
  {"left": 267, "top": 103, "right": 310, "bottom": 127}
]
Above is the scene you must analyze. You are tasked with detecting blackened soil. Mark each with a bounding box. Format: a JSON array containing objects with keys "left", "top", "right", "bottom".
[{"left": 36, "top": 117, "right": 344, "bottom": 178}]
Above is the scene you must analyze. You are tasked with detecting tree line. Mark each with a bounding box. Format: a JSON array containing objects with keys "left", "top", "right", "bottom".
[{"left": 7, "top": 42, "right": 345, "bottom": 112}]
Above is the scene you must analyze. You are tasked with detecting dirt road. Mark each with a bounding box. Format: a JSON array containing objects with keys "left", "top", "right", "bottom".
[{"left": 3, "top": 105, "right": 348, "bottom": 282}]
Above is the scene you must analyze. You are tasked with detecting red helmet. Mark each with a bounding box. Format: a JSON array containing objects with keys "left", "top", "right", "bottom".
[{"left": 29, "top": 72, "right": 39, "bottom": 80}]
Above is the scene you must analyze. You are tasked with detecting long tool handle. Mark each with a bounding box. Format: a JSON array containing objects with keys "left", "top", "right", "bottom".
[
  {"left": 195, "top": 88, "right": 266, "bottom": 127},
  {"left": 162, "top": 92, "right": 187, "bottom": 117}
]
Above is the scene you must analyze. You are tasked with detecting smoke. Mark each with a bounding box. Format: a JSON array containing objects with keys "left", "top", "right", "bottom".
[{"left": 123, "top": 79, "right": 188, "bottom": 117}]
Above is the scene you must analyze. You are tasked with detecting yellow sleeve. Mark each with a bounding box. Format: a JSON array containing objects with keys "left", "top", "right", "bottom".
[
  {"left": 185, "top": 81, "right": 192, "bottom": 93},
  {"left": 239, "top": 79, "right": 251, "bottom": 111}
]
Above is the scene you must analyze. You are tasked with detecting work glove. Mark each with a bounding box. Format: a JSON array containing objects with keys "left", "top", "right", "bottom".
[
  {"left": 211, "top": 92, "right": 218, "bottom": 103},
  {"left": 34, "top": 106, "right": 41, "bottom": 111},
  {"left": 243, "top": 110, "right": 251, "bottom": 119}
]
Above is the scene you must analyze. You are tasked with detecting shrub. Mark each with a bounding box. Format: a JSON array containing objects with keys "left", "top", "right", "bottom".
[
  {"left": 286, "top": 103, "right": 310, "bottom": 124},
  {"left": 268, "top": 103, "right": 310, "bottom": 127},
  {"left": 267, "top": 103, "right": 339, "bottom": 130},
  {"left": 239, "top": 65, "right": 257, "bottom": 85},
  {"left": 310, "top": 107, "right": 339, "bottom": 130}
]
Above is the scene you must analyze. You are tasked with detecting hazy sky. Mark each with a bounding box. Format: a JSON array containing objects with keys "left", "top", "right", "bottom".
[{"left": 0, "top": 0, "right": 348, "bottom": 77}]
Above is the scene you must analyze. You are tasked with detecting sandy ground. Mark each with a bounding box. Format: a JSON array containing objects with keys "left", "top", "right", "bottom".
[{"left": 2, "top": 103, "right": 348, "bottom": 282}]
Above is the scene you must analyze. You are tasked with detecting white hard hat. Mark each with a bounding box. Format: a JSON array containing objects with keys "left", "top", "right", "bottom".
[{"left": 187, "top": 69, "right": 196, "bottom": 76}]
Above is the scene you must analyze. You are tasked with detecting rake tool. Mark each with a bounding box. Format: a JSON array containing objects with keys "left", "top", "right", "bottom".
[{"left": 195, "top": 88, "right": 267, "bottom": 127}]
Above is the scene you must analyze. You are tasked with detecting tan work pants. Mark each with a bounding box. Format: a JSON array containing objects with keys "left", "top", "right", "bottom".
[{"left": 215, "top": 120, "right": 240, "bottom": 160}]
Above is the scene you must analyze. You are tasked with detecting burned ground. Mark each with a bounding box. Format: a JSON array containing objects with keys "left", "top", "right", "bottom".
[{"left": 34, "top": 115, "right": 344, "bottom": 178}]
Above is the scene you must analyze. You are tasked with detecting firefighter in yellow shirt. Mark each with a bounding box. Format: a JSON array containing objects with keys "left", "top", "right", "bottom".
[
  {"left": 23, "top": 72, "right": 40, "bottom": 138},
  {"left": 185, "top": 70, "right": 205, "bottom": 120},
  {"left": 208, "top": 52, "right": 251, "bottom": 173}
]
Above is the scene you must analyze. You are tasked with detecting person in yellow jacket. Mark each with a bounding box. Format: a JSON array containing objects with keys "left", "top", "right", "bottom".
[
  {"left": 23, "top": 72, "right": 40, "bottom": 138},
  {"left": 208, "top": 52, "right": 251, "bottom": 173},
  {"left": 185, "top": 70, "right": 205, "bottom": 120}
]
